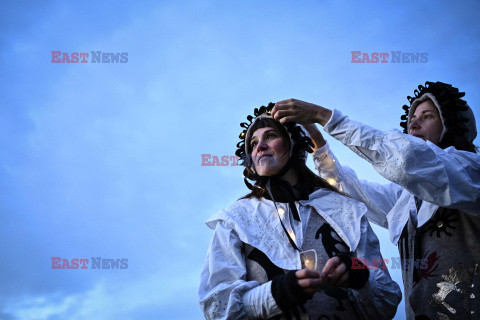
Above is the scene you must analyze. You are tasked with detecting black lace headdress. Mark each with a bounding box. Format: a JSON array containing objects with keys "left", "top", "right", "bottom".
[
  {"left": 400, "top": 81, "right": 477, "bottom": 151},
  {"left": 235, "top": 102, "right": 315, "bottom": 190}
]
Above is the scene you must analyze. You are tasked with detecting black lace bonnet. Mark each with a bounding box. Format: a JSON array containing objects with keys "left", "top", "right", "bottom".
[
  {"left": 235, "top": 103, "right": 315, "bottom": 190},
  {"left": 400, "top": 81, "right": 477, "bottom": 149}
]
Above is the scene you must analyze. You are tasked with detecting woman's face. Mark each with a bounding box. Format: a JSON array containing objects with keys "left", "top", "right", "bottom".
[
  {"left": 408, "top": 99, "right": 444, "bottom": 145},
  {"left": 249, "top": 127, "right": 290, "bottom": 176}
]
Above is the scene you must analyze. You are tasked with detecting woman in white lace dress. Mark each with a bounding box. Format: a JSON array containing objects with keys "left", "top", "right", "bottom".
[{"left": 198, "top": 103, "right": 401, "bottom": 320}]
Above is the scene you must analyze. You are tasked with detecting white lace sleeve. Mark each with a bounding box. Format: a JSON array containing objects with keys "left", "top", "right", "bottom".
[
  {"left": 324, "top": 109, "right": 480, "bottom": 215},
  {"left": 199, "top": 222, "right": 281, "bottom": 319},
  {"left": 313, "top": 141, "right": 402, "bottom": 229}
]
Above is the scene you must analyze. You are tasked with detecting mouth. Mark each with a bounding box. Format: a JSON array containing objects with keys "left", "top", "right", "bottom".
[
  {"left": 257, "top": 155, "right": 273, "bottom": 164},
  {"left": 411, "top": 133, "right": 427, "bottom": 141},
  {"left": 409, "top": 130, "right": 424, "bottom": 139}
]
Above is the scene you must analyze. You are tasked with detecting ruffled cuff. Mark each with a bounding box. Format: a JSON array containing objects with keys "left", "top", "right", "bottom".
[{"left": 242, "top": 281, "right": 282, "bottom": 319}]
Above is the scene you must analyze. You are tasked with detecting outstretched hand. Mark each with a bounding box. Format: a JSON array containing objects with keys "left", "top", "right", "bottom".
[
  {"left": 321, "top": 256, "right": 350, "bottom": 288},
  {"left": 272, "top": 99, "right": 333, "bottom": 126}
]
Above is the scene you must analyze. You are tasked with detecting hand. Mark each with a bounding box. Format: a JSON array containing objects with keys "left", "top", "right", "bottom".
[
  {"left": 295, "top": 269, "right": 325, "bottom": 294},
  {"left": 321, "top": 256, "right": 350, "bottom": 288},
  {"left": 271, "top": 269, "right": 321, "bottom": 311},
  {"left": 272, "top": 99, "right": 333, "bottom": 126}
]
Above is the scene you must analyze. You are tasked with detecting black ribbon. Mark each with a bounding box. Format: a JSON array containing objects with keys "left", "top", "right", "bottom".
[{"left": 264, "top": 178, "right": 316, "bottom": 251}]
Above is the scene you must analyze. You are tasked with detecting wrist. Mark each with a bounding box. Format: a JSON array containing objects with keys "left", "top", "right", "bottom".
[
  {"left": 314, "top": 107, "right": 333, "bottom": 126},
  {"left": 271, "top": 270, "right": 313, "bottom": 313}
]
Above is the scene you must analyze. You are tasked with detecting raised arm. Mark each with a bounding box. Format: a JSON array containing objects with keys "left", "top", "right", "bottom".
[
  {"left": 273, "top": 99, "right": 480, "bottom": 215},
  {"left": 314, "top": 141, "right": 401, "bottom": 228},
  {"left": 323, "top": 109, "right": 480, "bottom": 215},
  {"left": 302, "top": 123, "right": 402, "bottom": 229}
]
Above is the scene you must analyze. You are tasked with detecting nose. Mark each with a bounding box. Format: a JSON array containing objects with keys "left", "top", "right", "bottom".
[
  {"left": 252, "top": 140, "right": 268, "bottom": 158},
  {"left": 409, "top": 117, "right": 420, "bottom": 131},
  {"left": 255, "top": 139, "right": 268, "bottom": 152},
  {"left": 251, "top": 140, "right": 268, "bottom": 166}
]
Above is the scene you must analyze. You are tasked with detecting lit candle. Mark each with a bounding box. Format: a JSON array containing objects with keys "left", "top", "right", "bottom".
[
  {"left": 288, "top": 231, "right": 296, "bottom": 242},
  {"left": 327, "top": 178, "right": 336, "bottom": 186}
]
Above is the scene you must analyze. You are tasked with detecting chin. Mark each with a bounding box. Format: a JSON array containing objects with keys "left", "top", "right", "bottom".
[{"left": 255, "top": 167, "right": 279, "bottom": 177}]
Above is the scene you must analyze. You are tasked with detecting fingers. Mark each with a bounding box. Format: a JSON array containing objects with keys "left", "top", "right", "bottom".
[
  {"left": 272, "top": 103, "right": 302, "bottom": 124},
  {"left": 272, "top": 99, "right": 298, "bottom": 118},
  {"left": 321, "top": 257, "right": 350, "bottom": 288},
  {"left": 321, "top": 256, "right": 342, "bottom": 278},
  {"left": 272, "top": 109, "right": 296, "bottom": 121},
  {"left": 272, "top": 103, "right": 296, "bottom": 121},
  {"left": 297, "top": 277, "right": 324, "bottom": 289},
  {"left": 278, "top": 116, "right": 299, "bottom": 124},
  {"left": 273, "top": 98, "right": 298, "bottom": 113},
  {"left": 295, "top": 268, "right": 320, "bottom": 279},
  {"left": 295, "top": 269, "right": 324, "bottom": 293},
  {"left": 329, "top": 263, "right": 348, "bottom": 287},
  {"left": 273, "top": 99, "right": 323, "bottom": 125},
  {"left": 276, "top": 98, "right": 298, "bottom": 105}
]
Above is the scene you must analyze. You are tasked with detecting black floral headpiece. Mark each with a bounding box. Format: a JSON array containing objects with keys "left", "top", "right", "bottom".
[
  {"left": 235, "top": 102, "right": 315, "bottom": 189},
  {"left": 400, "top": 81, "right": 476, "bottom": 151}
]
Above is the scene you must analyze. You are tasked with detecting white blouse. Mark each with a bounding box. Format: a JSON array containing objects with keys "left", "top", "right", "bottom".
[{"left": 198, "top": 189, "right": 401, "bottom": 319}]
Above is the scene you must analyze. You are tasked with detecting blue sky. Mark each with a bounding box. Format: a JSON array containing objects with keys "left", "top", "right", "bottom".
[{"left": 1, "top": 1, "right": 479, "bottom": 319}]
